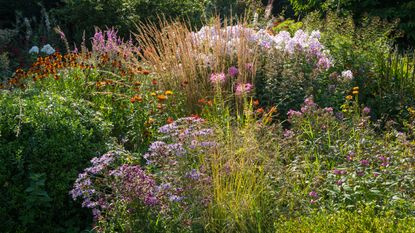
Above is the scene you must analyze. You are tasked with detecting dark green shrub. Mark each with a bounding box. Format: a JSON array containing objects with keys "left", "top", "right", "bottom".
[{"left": 0, "top": 88, "right": 114, "bottom": 232}]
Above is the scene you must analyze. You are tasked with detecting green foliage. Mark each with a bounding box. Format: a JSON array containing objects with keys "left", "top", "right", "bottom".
[
  {"left": 302, "top": 12, "right": 415, "bottom": 123},
  {"left": 0, "top": 88, "right": 113, "bottom": 233},
  {"left": 274, "top": 206, "right": 415, "bottom": 233},
  {"left": 272, "top": 19, "right": 303, "bottom": 35},
  {"left": 288, "top": 0, "right": 415, "bottom": 46}
]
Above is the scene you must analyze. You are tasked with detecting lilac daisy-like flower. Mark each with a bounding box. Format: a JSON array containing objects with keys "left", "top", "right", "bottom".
[
  {"left": 210, "top": 72, "right": 226, "bottom": 84},
  {"left": 235, "top": 83, "right": 253, "bottom": 96}
]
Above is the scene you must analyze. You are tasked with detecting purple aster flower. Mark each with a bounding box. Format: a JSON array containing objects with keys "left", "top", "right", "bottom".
[
  {"left": 333, "top": 169, "right": 346, "bottom": 175},
  {"left": 360, "top": 159, "right": 370, "bottom": 167},
  {"left": 363, "top": 107, "right": 371, "bottom": 115},
  {"left": 283, "top": 129, "right": 295, "bottom": 138},
  {"left": 309, "top": 191, "right": 318, "bottom": 198},
  {"left": 169, "top": 195, "right": 183, "bottom": 202},
  {"left": 186, "top": 169, "right": 201, "bottom": 180},
  {"left": 287, "top": 109, "right": 302, "bottom": 118}
]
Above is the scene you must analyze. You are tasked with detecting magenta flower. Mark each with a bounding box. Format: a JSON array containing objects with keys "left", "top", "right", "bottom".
[
  {"left": 235, "top": 83, "right": 253, "bottom": 96},
  {"left": 228, "top": 66, "right": 239, "bottom": 77}
]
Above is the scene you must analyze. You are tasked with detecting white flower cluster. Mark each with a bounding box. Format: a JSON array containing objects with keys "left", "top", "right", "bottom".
[
  {"left": 29, "top": 44, "right": 56, "bottom": 55},
  {"left": 189, "top": 26, "right": 332, "bottom": 70}
]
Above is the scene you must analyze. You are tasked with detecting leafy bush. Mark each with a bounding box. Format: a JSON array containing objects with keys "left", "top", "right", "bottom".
[
  {"left": 274, "top": 206, "right": 415, "bottom": 233},
  {"left": 0, "top": 88, "right": 114, "bottom": 232},
  {"left": 269, "top": 96, "right": 415, "bottom": 215}
]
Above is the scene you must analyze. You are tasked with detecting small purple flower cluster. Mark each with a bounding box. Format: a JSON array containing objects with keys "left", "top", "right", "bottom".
[
  {"left": 110, "top": 164, "right": 159, "bottom": 206},
  {"left": 70, "top": 151, "right": 162, "bottom": 220},
  {"left": 146, "top": 117, "right": 215, "bottom": 206}
]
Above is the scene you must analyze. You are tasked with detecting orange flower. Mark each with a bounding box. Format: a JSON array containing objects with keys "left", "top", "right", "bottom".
[
  {"left": 198, "top": 98, "right": 206, "bottom": 104},
  {"left": 152, "top": 79, "right": 158, "bottom": 85},
  {"left": 157, "top": 94, "right": 167, "bottom": 101},
  {"left": 346, "top": 95, "right": 353, "bottom": 100},
  {"left": 130, "top": 95, "right": 143, "bottom": 103},
  {"left": 256, "top": 108, "right": 264, "bottom": 114},
  {"left": 142, "top": 70, "right": 151, "bottom": 75},
  {"left": 165, "top": 90, "right": 173, "bottom": 95},
  {"left": 191, "top": 114, "right": 201, "bottom": 119},
  {"left": 134, "top": 81, "right": 142, "bottom": 86},
  {"left": 352, "top": 90, "right": 359, "bottom": 95},
  {"left": 166, "top": 117, "right": 174, "bottom": 124}
]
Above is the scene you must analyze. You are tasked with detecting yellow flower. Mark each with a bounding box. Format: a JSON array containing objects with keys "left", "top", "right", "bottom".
[
  {"left": 352, "top": 86, "right": 359, "bottom": 91},
  {"left": 150, "top": 92, "right": 156, "bottom": 96},
  {"left": 165, "top": 90, "right": 173, "bottom": 95},
  {"left": 346, "top": 95, "right": 353, "bottom": 100},
  {"left": 352, "top": 90, "right": 359, "bottom": 95}
]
